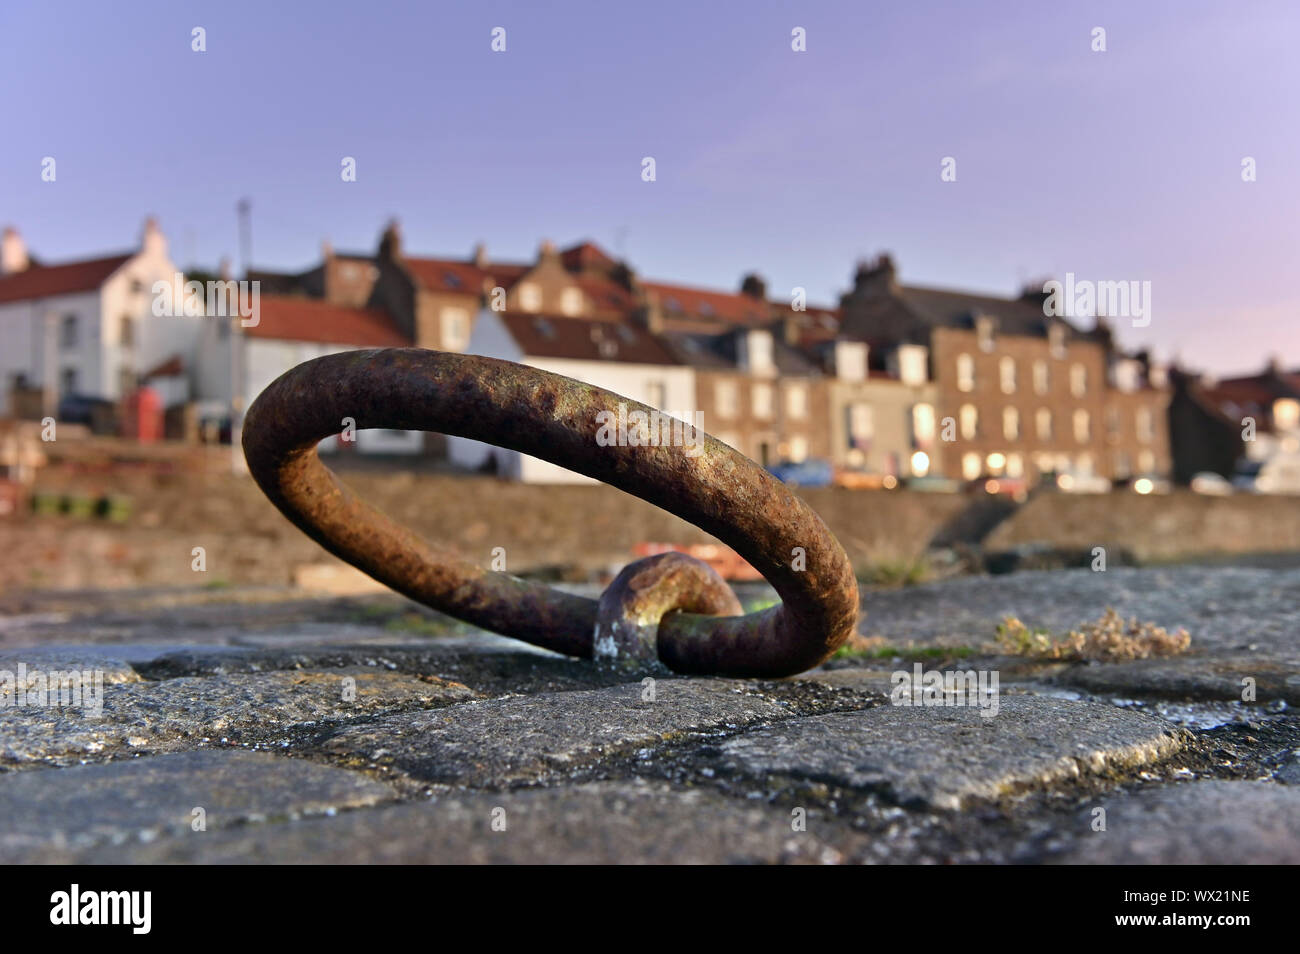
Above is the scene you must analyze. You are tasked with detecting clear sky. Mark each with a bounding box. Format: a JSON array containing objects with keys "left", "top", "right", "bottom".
[{"left": 2, "top": 0, "right": 1296, "bottom": 375}]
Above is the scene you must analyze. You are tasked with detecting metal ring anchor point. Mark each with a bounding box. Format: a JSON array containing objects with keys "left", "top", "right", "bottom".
[{"left": 241, "top": 348, "right": 860, "bottom": 678}]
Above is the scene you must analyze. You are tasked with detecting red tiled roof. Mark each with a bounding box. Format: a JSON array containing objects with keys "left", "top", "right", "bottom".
[
  {"left": 499, "top": 313, "right": 678, "bottom": 365},
  {"left": 0, "top": 253, "right": 132, "bottom": 304},
  {"left": 402, "top": 258, "right": 490, "bottom": 294},
  {"left": 560, "top": 241, "right": 617, "bottom": 272},
  {"left": 642, "top": 280, "right": 770, "bottom": 325},
  {"left": 246, "top": 295, "right": 410, "bottom": 347}
]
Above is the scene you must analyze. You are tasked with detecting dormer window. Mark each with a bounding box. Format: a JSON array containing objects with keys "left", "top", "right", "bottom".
[
  {"left": 560, "top": 287, "right": 583, "bottom": 316},
  {"left": 698, "top": 302, "right": 715, "bottom": 317},
  {"left": 976, "top": 315, "right": 996, "bottom": 352},
  {"left": 517, "top": 283, "right": 542, "bottom": 312}
]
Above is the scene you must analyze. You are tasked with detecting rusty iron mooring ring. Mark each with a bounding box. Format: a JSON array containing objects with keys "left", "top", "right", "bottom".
[{"left": 241, "top": 348, "right": 859, "bottom": 677}]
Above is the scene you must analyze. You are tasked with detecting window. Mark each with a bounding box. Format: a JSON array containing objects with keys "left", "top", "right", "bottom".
[
  {"left": 999, "top": 356, "right": 1016, "bottom": 394},
  {"left": 1114, "top": 450, "right": 1132, "bottom": 478},
  {"left": 1049, "top": 324, "right": 1066, "bottom": 358},
  {"left": 1106, "top": 406, "right": 1121, "bottom": 439},
  {"left": 961, "top": 452, "right": 981, "bottom": 481},
  {"left": 714, "top": 380, "right": 738, "bottom": 418},
  {"left": 646, "top": 380, "right": 667, "bottom": 409},
  {"left": 848, "top": 403, "right": 874, "bottom": 449},
  {"left": 752, "top": 383, "right": 773, "bottom": 420},
  {"left": 785, "top": 383, "right": 808, "bottom": 419},
  {"left": 1070, "top": 363, "right": 1087, "bottom": 397},
  {"left": 1138, "top": 449, "right": 1156, "bottom": 473},
  {"left": 119, "top": 366, "right": 137, "bottom": 395},
  {"left": 517, "top": 283, "right": 542, "bottom": 311},
  {"left": 976, "top": 316, "right": 996, "bottom": 353},
  {"left": 60, "top": 367, "right": 78, "bottom": 396},
  {"left": 60, "top": 314, "right": 78, "bottom": 350},
  {"left": 560, "top": 287, "right": 583, "bottom": 317},
  {"left": 1073, "top": 408, "right": 1091, "bottom": 443},
  {"left": 1036, "top": 408, "right": 1053, "bottom": 440},
  {"left": 960, "top": 403, "right": 978, "bottom": 440},
  {"left": 1033, "top": 360, "right": 1049, "bottom": 394},
  {"left": 956, "top": 353, "right": 975, "bottom": 392},
  {"left": 441, "top": 307, "right": 470, "bottom": 351},
  {"left": 1003, "top": 406, "right": 1020, "bottom": 441},
  {"left": 120, "top": 315, "right": 135, "bottom": 348},
  {"left": 912, "top": 403, "right": 936, "bottom": 447},
  {"left": 1136, "top": 407, "right": 1154, "bottom": 443},
  {"left": 788, "top": 435, "right": 809, "bottom": 463},
  {"left": 1076, "top": 452, "right": 1095, "bottom": 476},
  {"left": 1006, "top": 453, "right": 1024, "bottom": 478}
]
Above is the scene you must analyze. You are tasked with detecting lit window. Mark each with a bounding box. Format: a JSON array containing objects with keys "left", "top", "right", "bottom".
[
  {"left": 1138, "top": 450, "right": 1155, "bottom": 473},
  {"left": 1036, "top": 408, "right": 1052, "bottom": 440},
  {"left": 785, "top": 383, "right": 808, "bottom": 420},
  {"left": 1003, "top": 406, "right": 1020, "bottom": 441},
  {"left": 999, "top": 356, "right": 1016, "bottom": 394},
  {"left": 912, "top": 403, "right": 936, "bottom": 447},
  {"left": 1070, "top": 363, "right": 1087, "bottom": 397},
  {"left": 1033, "top": 360, "right": 1049, "bottom": 394},
  {"left": 960, "top": 404, "right": 978, "bottom": 440},
  {"left": 517, "top": 283, "right": 542, "bottom": 311},
  {"left": 1006, "top": 453, "right": 1024, "bottom": 478},
  {"left": 789, "top": 435, "right": 809, "bottom": 462},
  {"left": 752, "top": 383, "right": 773, "bottom": 420},
  {"left": 956, "top": 353, "right": 975, "bottom": 392},
  {"left": 1073, "top": 408, "right": 1091, "bottom": 443},
  {"left": 560, "top": 288, "right": 583, "bottom": 316},
  {"left": 961, "top": 452, "right": 981, "bottom": 481}
]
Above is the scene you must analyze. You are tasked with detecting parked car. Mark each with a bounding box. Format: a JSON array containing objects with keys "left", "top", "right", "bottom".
[
  {"left": 904, "top": 475, "right": 962, "bottom": 493},
  {"left": 767, "top": 458, "right": 833, "bottom": 487},
  {"left": 833, "top": 467, "right": 898, "bottom": 490},
  {"left": 1235, "top": 454, "right": 1300, "bottom": 494},
  {"left": 1189, "top": 471, "right": 1233, "bottom": 496}
]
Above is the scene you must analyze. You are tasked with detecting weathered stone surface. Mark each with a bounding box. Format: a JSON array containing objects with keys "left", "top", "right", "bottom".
[
  {"left": 1050, "top": 656, "right": 1300, "bottom": 706},
  {"left": 857, "top": 566, "right": 1300, "bottom": 661},
  {"left": 718, "top": 696, "right": 1186, "bottom": 810},
  {"left": 1058, "top": 781, "right": 1300, "bottom": 864},
  {"left": 137, "top": 640, "right": 631, "bottom": 697},
  {"left": 0, "top": 669, "right": 477, "bottom": 766},
  {"left": 0, "top": 750, "right": 396, "bottom": 861},
  {"left": 55, "top": 781, "right": 852, "bottom": 864},
  {"left": 0, "top": 648, "right": 143, "bottom": 685},
  {"left": 317, "top": 679, "right": 795, "bottom": 786}
]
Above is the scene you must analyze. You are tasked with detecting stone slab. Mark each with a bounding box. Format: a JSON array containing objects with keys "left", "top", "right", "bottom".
[{"left": 718, "top": 695, "right": 1186, "bottom": 810}]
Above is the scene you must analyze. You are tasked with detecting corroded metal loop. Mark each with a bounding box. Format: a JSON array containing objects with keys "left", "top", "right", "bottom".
[
  {"left": 241, "top": 348, "right": 860, "bottom": 677},
  {"left": 594, "top": 551, "right": 744, "bottom": 666}
]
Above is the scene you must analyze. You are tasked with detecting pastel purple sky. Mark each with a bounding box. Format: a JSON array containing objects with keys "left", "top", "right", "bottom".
[{"left": 2, "top": 0, "right": 1296, "bottom": 375}]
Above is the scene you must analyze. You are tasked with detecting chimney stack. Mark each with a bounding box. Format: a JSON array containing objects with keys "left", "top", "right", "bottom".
[{"left": 1, "top": 227, "right": 28, "bottom": 275}]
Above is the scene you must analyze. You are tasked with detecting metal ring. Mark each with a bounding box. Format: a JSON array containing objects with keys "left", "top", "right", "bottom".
[{"left": 241, "top": 348, "right": 859, "bottom": 677}]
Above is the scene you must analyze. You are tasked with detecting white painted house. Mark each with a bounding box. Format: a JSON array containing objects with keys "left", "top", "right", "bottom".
[
  {"left": 449, "top": 308, "right": 696, "bottom": 483},
  {"left": 195, "top": 293, "right": 425, "bottom": 455},
  {"left": 0, "top": 220, "right": 196, "bottom": 415}
]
